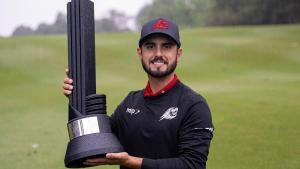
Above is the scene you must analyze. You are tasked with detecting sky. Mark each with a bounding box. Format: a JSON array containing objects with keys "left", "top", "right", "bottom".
[{"left": 0, "top": 0, "right": 152, "bottom": 37}]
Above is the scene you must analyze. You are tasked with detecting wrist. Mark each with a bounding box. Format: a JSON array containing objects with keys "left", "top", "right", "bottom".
[{"left": 123, "top": 155, "right": 143, "bottom": 169}]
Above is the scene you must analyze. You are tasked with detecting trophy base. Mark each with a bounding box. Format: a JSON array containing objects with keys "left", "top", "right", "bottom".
[{"left": 64, "top": 132, "right": 124, "bottom": 168}]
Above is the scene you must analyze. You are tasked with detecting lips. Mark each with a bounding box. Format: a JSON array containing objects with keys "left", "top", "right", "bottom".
[
  {"left": 150, "top": 57, "right": 168, "bottom": 65},
  {"left": 152, "top": 60, "right": 164, "bottom": 65}
]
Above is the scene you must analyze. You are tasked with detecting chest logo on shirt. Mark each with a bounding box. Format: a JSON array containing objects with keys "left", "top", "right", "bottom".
[
  {"left": 159, "top": 107, "right": 178, "bottom": 121},
  {"left": 126, "top": 108, "right": 140, "bottom": 115}
]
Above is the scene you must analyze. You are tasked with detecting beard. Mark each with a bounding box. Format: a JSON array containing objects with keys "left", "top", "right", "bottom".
[{"left": 141, "top": 56, "right": 177, "bottom": 78}]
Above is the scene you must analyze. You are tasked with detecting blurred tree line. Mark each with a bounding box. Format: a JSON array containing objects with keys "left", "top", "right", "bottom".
[
  {"left": 12, "top": 13, "right": 67, "bottom": 36},
  {"left": 12, "top": 0, "right": 300, "bottom": 36},
  {"left": 137, "top": 0, "right": 300, "bottom": 27},
  {"left": 208, "top": 0, "right": 300, "bottom": 25},
  {"left": 12, "top": 10, "right": 130, "bottom": 36}
]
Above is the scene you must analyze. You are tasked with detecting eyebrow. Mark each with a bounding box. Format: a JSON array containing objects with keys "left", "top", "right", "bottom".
[
  {"left": 144, "top": 42, "right": 155, "bottom": 46},
  {"left": 163, "top": 42, "right": 176, "bottom": 46},
  {"left": 143, "top": 41, "right": 176, "bottom": 46}
]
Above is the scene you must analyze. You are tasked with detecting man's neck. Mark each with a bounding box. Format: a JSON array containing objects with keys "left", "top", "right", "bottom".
[{"left": 148, "top": 73, "right": 175, "bottom": 94}]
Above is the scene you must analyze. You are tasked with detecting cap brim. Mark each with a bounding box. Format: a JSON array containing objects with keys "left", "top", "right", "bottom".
[{"left": 139, "top": 32, "right": 180, "bottom": 47}]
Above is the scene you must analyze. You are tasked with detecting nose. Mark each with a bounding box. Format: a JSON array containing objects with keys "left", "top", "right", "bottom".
[{"left": 155, "top": 46, "right": 163, "bottom": 57}]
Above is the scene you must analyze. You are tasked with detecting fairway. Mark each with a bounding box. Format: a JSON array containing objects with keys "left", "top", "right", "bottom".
[{"left": 0, "top": 24, "right": 299, "bottom": 169}]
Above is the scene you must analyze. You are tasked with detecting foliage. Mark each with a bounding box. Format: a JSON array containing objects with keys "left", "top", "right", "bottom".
[
  {"left": 136, "top": 0, "right": 214, "bottom": 28},
  {"left": 208, "top": 0, "right": 300, "bottom": 25},
  {"left": 136, "top": 0, "right": 300, "bottom": 27},
  {"left": 12, "top": 10, "right": 131, "bottom": 37},
  {"left": 12, "top": 12, "right": 67, "bottom": 36},
  {"left": 95, "top": 10, "right": 131, "bottom": 32},
  {"left": 11, "top": 25, "right": 34, "bottom": 36}
]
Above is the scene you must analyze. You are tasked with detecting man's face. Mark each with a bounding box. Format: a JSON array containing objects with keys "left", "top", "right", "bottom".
[{"left": 137, "top": 34, "right": 182, "bottom": 78}]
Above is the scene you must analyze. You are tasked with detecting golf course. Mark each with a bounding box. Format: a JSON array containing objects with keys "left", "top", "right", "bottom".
[{"left": 0, "top": 24, "right": 299, "bottom": 169}]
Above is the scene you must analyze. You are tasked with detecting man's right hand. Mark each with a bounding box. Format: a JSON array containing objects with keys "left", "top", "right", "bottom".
[{"left": 63, "top": 68, "right": 74, "bottom": 97}]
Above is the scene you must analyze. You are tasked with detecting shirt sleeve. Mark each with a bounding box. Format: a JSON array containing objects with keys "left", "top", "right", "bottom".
[
  {"left": 110, "top": 100, "right": 126, "bottom": 136},
  {"left": 110, "top": 107, "right": 118, "bottom": 135},
  {"left": 141, "top": 101, "right": 214, "bottom": 169}
]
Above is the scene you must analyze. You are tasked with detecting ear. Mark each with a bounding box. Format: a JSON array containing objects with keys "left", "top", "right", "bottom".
[
  {"left": 137, "top": 47, "right": 142, "bottom": 59},
  {"left": 176, "top": 48, "right": 183, "bottom": 61}
]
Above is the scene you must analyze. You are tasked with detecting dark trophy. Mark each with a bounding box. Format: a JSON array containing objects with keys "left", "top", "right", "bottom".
[{"left": 64, "top": 0, "right": 123, "bottom": 168}]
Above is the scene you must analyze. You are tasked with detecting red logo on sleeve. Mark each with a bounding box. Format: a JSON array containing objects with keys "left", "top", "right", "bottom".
[{"left": 153, "top": 19, "right": 169, "bottom": 29}]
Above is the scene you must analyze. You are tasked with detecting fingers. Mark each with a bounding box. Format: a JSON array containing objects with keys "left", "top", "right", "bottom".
[
  {"left": 63, "top": 83, "right": 73, "bottom": 90},
  {"left": 83, "top": 161, "right": 105, "bottom": 166},
  {"left": 64, "top": 77, "right": 73, "bottom": 84},
  {"left": 63, "top": 83, "right": 73, "bottom": 96},
  {"left": 106, "top": 152, "right": 128, "bottom": 159},
  {"left": 83, "top": 157, "right": 119, "bottom": 166},
  {"left": 63, "top": 68, "right": 73, "bottom": 96},
  {"left": 85, "top": 158, "right": 107, "bottom": 163},
  {"left": 63, "top": 89, "right": 72, "bottom": 96},
  {"left": 82, "top": 153, "right": 129, "bottom": 166}
]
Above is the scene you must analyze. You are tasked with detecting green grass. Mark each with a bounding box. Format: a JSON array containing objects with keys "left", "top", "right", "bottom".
[{"left": 0, "top": 24, "right": 299, "bottom": 169}]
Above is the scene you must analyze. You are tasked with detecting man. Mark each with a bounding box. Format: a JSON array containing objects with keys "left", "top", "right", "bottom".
[{"left": 63, "top": 18, "right": 214, "bottom": 169}]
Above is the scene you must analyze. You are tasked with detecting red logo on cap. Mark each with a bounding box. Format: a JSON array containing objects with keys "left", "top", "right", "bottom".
[{"left": 153, "top": 19, "right": 169, "bottom": 29}]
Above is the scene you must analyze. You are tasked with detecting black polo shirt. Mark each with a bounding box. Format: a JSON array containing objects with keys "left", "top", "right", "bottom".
[{"left": 110, "top": 80, "right": 214, "bottom": 169}]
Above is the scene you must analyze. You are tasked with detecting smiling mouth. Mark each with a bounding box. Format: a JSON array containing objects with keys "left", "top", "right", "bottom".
[{"left": 150, "top": 58, "right": 168, "bottom": 65}]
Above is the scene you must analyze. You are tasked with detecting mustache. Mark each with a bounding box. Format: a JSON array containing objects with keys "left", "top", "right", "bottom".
[{"left": 150, "top": 56, "right": 168, "bottom": 64}]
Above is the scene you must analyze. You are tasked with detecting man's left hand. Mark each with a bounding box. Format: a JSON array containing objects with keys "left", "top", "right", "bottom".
[{"left": 83, "top": 152, "right": 142, "bottom": 169}]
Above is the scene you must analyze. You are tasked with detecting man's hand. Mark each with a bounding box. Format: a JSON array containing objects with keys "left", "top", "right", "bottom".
[
  {"left": 63, "top": 68, "right": 73, "bottom": 97},
  {"left": 83, "top": 152, "right": 142, "bottom": 169}
]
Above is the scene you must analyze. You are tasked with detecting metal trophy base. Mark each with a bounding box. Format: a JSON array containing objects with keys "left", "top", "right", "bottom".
[{"left": 64, "top": 114, "right": 124, "bottom": 168}]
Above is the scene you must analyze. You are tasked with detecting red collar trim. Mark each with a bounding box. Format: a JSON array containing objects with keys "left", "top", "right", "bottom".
[{"left": 144, "top": 75, "right": 179, "bottom": 97}]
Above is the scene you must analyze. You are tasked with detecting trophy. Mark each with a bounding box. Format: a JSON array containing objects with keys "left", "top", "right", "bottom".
[{"left": 64, "top": 0, "right": 123, "bottom": 167}]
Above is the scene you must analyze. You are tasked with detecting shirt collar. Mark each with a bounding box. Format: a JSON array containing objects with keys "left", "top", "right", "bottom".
[{"left": 144, "top": 74, "right": 179, "bottom": 97}]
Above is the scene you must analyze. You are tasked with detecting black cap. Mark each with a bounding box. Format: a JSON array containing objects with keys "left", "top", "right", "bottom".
[{"left": 139, "top": 18, "right": 181, "bottom": 47}]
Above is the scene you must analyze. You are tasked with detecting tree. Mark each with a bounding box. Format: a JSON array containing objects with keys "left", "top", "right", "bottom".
[
  {"left": 12, "top": 26, "right": 34, "bottom": 36},
  {"left": 137, "top": 0, "right": 300, "bottom": 27},
  {"left": 35, "top": 12, "right": 67, "bottom": 34},
  {"left": 12, "top": 12, "right": 67, "bottom": 36},
  {"left": 11, "top": 10, "right": 131, "bottom": 36},
  {"left": 52, "top": 12, "right": 67, "bottom": 33},
  {"left": 95, "top": 10, "right": 130, "bottom": 32},
  {"left": 208, "top": 0, "right": 300, "bottom": 25},
  {"left": 136, "top": 0, "right": 215, "bottom": 28}
]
